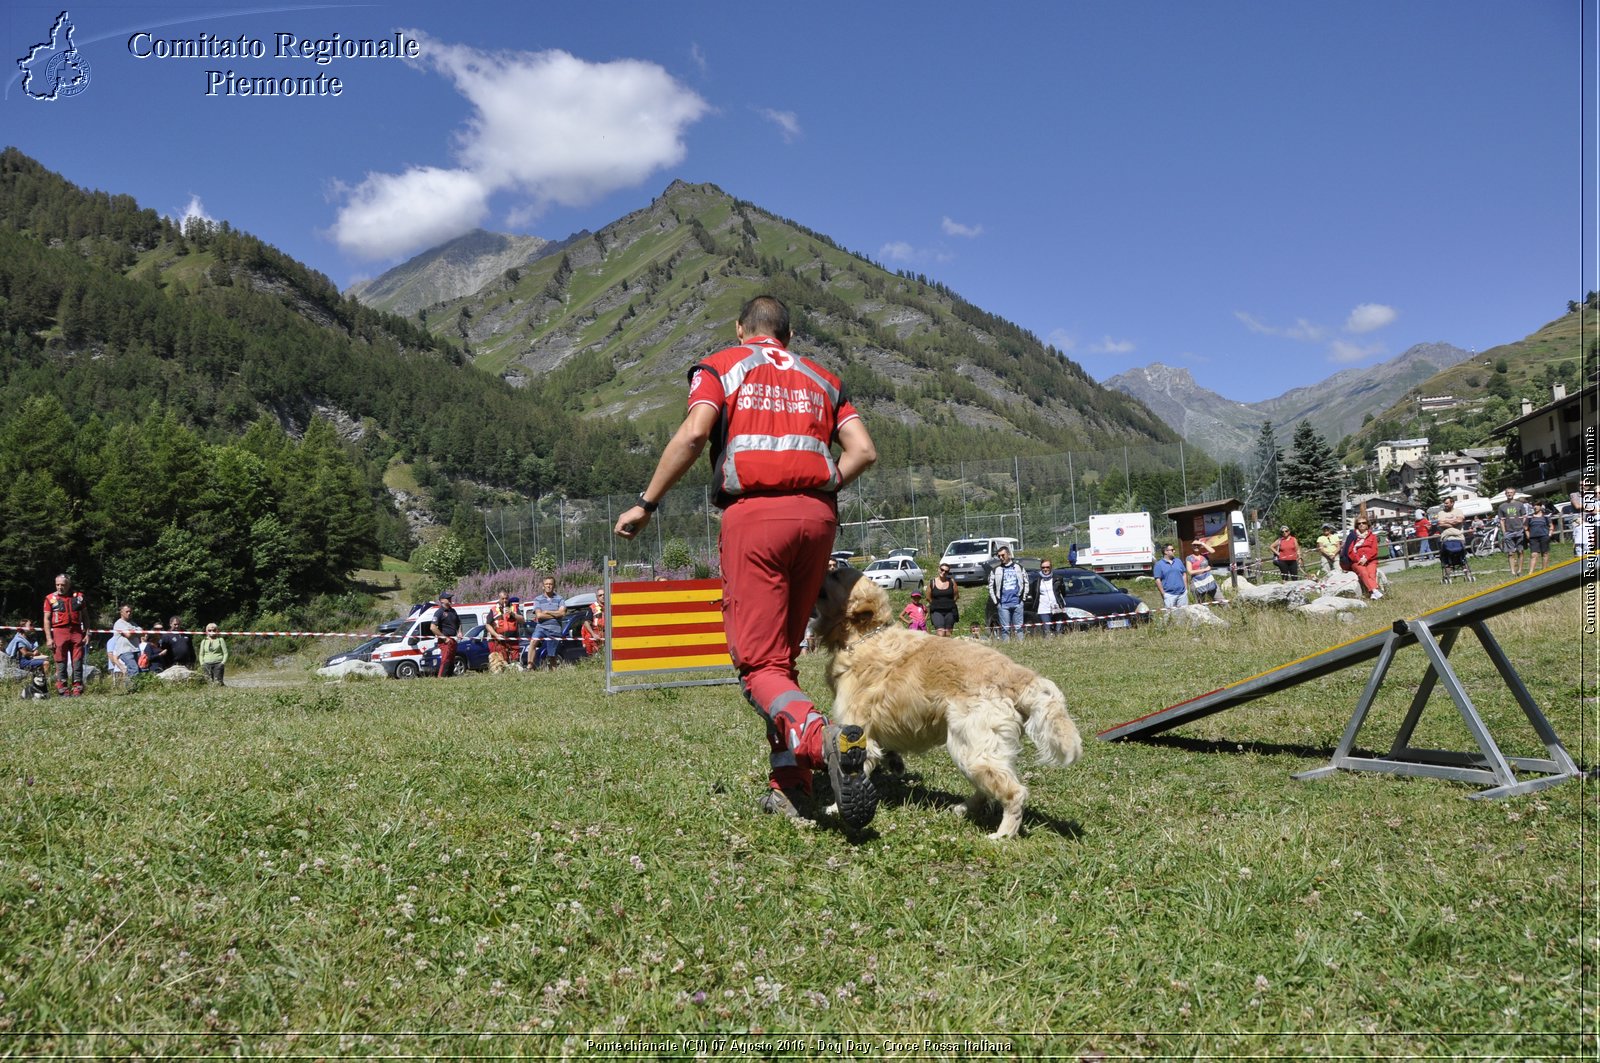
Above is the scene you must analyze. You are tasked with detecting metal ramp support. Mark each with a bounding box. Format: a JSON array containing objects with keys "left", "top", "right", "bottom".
[{"left": 1292, "top": 617, "right": 1583, "bottom": 800}]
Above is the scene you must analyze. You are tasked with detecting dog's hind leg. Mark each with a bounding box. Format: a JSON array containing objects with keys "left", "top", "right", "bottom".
[{"left": 946, "top": 701, "right": 1028, "bottom": 840}]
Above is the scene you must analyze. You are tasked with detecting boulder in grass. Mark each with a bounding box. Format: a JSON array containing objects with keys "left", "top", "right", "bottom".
[
  {"left": 319, "top": 660, "right": 387, "bottom": 680},
  {"left": 156, "top": 664, "right": 200, "bottom": 683},
  {"left": 1235, "top": 579, "right": 1320, "bottom": 607},
  {"left": 1290, "top": 596, "right": 1370, "bottom": 618},
  {"left": 1164, "top": 604, "right": 1229, "bottom": 628}
]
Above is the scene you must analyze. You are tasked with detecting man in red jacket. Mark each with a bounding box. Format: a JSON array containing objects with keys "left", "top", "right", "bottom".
[
  {"left": 615, "top": 295, "right": 880, "bottom": 831},
  {"left": 42, "top": 573, "right": 87, "bottom": 696}
]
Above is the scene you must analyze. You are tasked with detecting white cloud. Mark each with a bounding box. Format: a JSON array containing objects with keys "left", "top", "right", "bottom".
[
  {"left": 941, "top": 216, "right": 983, "bottom": 238},
  {"left": 757, "top": 107, "right": 802, "bottom": 143},
  {"left": 1046, "top": 328, "right": 1077, "bottom": 352},
  {"left": 330, "top": 35, "right": 709, "bottom": 260},
  {"left": 329, "top": 167, "right": 491, "bottom": 261},
  {"left": 1345, "top": 303, "right": 1398, "bottom": 333},
  {"left": 1088, "top": 335, "right": 1136, "bottom": 355},
  {"left": 690, "top": 42, "right": 707, "bottom": 75},
  {"left": 1329, "top": 339, "right": 1385, "bottom": 364},
  {"left": 175, "top": 193, "right": 214, "bottom": 229},
  {"left": 878, "top": 241, "right": 917, "bottom": 263},
  {"left": 1233, "top": 310, "right": 1327, "bottom": 342}
]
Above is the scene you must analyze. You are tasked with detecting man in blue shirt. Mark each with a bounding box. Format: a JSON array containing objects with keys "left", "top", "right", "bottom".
[
  {"left": 531, "top": 576, "right": 567, "bottom": 670},
  {"left": 1153, "top": 543, "right": 1188, "bottom": 609},
  {"left": 6, "top": 619, "right": 43, "bottom": 671},
  {"left": 987, "top": 546, "right": 1026, "bottom": 641}
]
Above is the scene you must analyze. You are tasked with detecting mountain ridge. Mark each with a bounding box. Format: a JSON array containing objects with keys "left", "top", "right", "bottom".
[{"left": 1106, "top": 341, "right": 1475, "bottom": 460}]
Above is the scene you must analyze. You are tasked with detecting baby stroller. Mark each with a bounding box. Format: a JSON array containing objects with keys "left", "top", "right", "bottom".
[{"left": 1439, "top": 534, "right": 1473, "bottom": 584}]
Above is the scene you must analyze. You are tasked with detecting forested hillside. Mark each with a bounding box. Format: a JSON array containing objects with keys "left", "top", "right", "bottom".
[
  {"left": 399, "top": 180, "right": 1179, "bottom": 470},
  {"left": 0, "top": 148, "right": 661, "bottom": 618}
]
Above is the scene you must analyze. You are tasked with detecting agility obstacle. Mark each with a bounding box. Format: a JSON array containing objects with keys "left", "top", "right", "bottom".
[
  {"left": 603, "top": 573, "right": 736, "bottom": 695},
  {"left": 1099, "top": 556, "right": 1588, "bottom": 799}
]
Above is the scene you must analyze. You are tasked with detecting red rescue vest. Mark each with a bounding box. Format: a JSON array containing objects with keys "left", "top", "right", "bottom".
[
  {"left": 693, "top": 341, "right": 846, "bottom": 508},
  {"left": 45, "top": 591, "right": 85, "bottom": 631}
]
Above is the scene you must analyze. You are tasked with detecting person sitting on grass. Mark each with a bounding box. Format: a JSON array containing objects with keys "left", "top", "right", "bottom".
[{"left": 6, "top": 619, "right": 43, "bottom": 672}]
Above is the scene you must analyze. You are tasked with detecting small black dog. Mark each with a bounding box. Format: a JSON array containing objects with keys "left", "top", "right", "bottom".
[{"left": 20, "top": 672, "right": 49, "bottom": 699}]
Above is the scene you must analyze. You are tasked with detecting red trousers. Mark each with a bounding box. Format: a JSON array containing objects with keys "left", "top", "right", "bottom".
[
  {"left": 436, "top": 637, "right": 457, "bottom": 677},
  {"left": 51, "top": 628, "right": 85, "bottom": 686},
  {"left": 720, "top": 493, "right": 836, "bottom": 793}
]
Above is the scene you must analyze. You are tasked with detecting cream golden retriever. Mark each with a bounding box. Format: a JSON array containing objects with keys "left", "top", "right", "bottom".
[{"left": 814, "top": 568, "right": 1082, "bottom": 839}]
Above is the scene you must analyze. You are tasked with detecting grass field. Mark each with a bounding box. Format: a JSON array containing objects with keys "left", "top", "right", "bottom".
[{"left": 0, "top": 559, "right": 1594, "bottom": 1059}]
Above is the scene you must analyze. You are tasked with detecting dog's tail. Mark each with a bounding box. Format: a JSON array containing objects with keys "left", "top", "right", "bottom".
[{"left": 1021, "top": 676, "right": 1083, "bottom": 768}]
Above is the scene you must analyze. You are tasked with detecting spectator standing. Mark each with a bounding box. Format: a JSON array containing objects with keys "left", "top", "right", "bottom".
[
  {"left": 1315, "top": 523, "right": 1342, "bottom": 575},
  {"left": 429, "top": 593, "right": 461, "bottom": 678},
  {"left": 581, "top": 591, "right": 607, "bottom": 657},
  {"left": 530, "top": 577, "right": 566, "bottom": 670},
  {"left": 1413, "top": 510, "right": 1433, "bottom": 558},
  {"left": 1526, "top": 502, "right": 1551, "bottom": 572},
  {"left": 198, "top": 623, "right": 228, "bottom": 684},
  {"left": 1270, "top": 526, "right": 1301, "bottom": 580},
  {"left": 1153, "top": 544, "right": 1188, "bottom": 609},
  {"left": 140, "top": 624, "right": 166, "bottom": 672},
  {"left": 106, "top": 605, "right": 140, "bottom": 678},
  {"left": 1029, "top": 559, "right": 1068, "bottom": 635},
  {"left": 987, "top": 545, "right": 1027, "bottom": 641},
  {"left": 42, "top": 574, "right": 87, "bottom": 696},
  {"left": 1436, "top": 497, "right": 1466, "bottom": 546},
  {"left": 1185, "top": 541, "right": 1219, "bottom": 603},
  {"left": 1387, "top": 521, "right": 1404, "bottom": 558},
  {"left": 1570, "top": 479, "right": 1595, "bottom": 555},
  {"left": 612, "top": 293, "right": 878, "bottom": 828},
  {"left": 926, "top": 563, "right": 960, "bottom": 637},
  {"left": 6, "top": 619, "right": 43, "bottom": 672},
  {"left": 485, "top": 592, "right": 523, "bottom": 674},
  {"left": 899, "top": 591, "right": 928, "bottom": 631},
  {"left": 163, "top": 617, "right": 194, "bottom": 669},
  {"left": 1498, "top": 487, "right": 1531, "bottom": 577},
  {"left": 1347, "top": 518, "right": 1383, "bottom": 599}
]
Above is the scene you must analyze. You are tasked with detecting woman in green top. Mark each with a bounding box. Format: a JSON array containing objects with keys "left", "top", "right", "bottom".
[{"left": 198, "top": 623, "right": 228, "bottom": 685}]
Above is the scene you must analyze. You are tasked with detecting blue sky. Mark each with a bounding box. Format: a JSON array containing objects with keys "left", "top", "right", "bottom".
[{"left": 3, "top": 1, "right": 1590, "bottom": 402}]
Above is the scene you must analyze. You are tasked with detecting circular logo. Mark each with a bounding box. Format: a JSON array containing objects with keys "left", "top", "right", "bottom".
[{"left": 45, "top": 50, "right": 92, "bottom": 98}]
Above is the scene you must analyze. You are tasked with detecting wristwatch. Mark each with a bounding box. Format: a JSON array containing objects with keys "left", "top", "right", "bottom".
[{"left": 637, "top": 493, "right": 659, "bottom": 514}]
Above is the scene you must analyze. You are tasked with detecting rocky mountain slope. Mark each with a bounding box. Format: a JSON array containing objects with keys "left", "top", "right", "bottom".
[
  {"left": 1106, "top": 342, "right": 1474, "bottom": 461},
  {"left": 347, "top": 229, "right": 568, "bottom": 318},
  {"left": 349, "top": 180, "right": 1179, "bottom": 465}
]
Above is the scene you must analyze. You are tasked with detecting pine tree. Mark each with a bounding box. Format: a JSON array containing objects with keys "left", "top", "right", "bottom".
[
  {"left": 1280, "top": 421, "right": 1342, "bottom": 521},
  {"left": 1416, "top": 452, "right": 1445, "bottom": 508}
]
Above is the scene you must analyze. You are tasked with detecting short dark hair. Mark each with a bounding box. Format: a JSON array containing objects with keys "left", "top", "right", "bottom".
[{"left": 739, "top": 294, "right": 791, "bottom": 344}]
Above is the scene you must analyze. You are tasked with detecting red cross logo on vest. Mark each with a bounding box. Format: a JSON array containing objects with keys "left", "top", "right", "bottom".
[{"left": 762, "top": 346, "right": 792, "bottom": 370}]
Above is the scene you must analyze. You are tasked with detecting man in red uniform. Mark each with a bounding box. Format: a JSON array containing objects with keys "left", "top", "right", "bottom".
[
  {"left": 42, "top": 573, "right": 87, "bottom": 696},
  {"left": 614, "top": 295, "right": 880, "bottom": 830}
]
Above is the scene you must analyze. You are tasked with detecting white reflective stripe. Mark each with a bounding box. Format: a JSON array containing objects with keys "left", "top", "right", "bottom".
[
  {"left": 722, "top": 434, "right": 841, "bottom": 490},
  {"left": 790, "top": 360, "right": 840, "bottom": 406},
  {"left": 714, "top": 348, "right": 775, "bottom": 397}
]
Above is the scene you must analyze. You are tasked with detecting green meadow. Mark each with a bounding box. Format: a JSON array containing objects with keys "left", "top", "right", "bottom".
[{"left": 0, "top": 558, "right": 1593, "bottom": 1059}]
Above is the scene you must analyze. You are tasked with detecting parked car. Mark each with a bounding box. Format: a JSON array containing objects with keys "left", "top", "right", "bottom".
[
  {"left": 417, "top": 624, "right": 492, "bottom": 676},
  {"left": 323, "top": 635, "right": 385, "bottom": 668},
  {"left": 939, "top": 536, "right": 1019, "bottom": 585},
  {"left": 370, "top": 600, "right": 497, "bottom": 679},
  {"left": 984, "top": 566, "right": 1150, "bottom": 633},
  {"left": 863, "top": 556, "right": 924, "bottom": 590}
]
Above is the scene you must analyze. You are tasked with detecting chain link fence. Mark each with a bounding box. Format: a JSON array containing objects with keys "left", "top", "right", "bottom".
[{"left": 485, "top": 441, "right": 1252, "bottom": 574}]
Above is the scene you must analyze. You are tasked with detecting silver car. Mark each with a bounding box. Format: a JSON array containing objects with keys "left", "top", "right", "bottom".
[{"left": 862, "top": 556, "right": 924, "bottom": 590}]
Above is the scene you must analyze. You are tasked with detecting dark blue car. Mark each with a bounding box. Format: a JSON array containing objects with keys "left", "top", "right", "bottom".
[
  {"left": 418, "top": 624, "right": 493, "bottom": 676},
  {"left": 985, "top": 567, "right": 1151, "bottom": 633}
]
